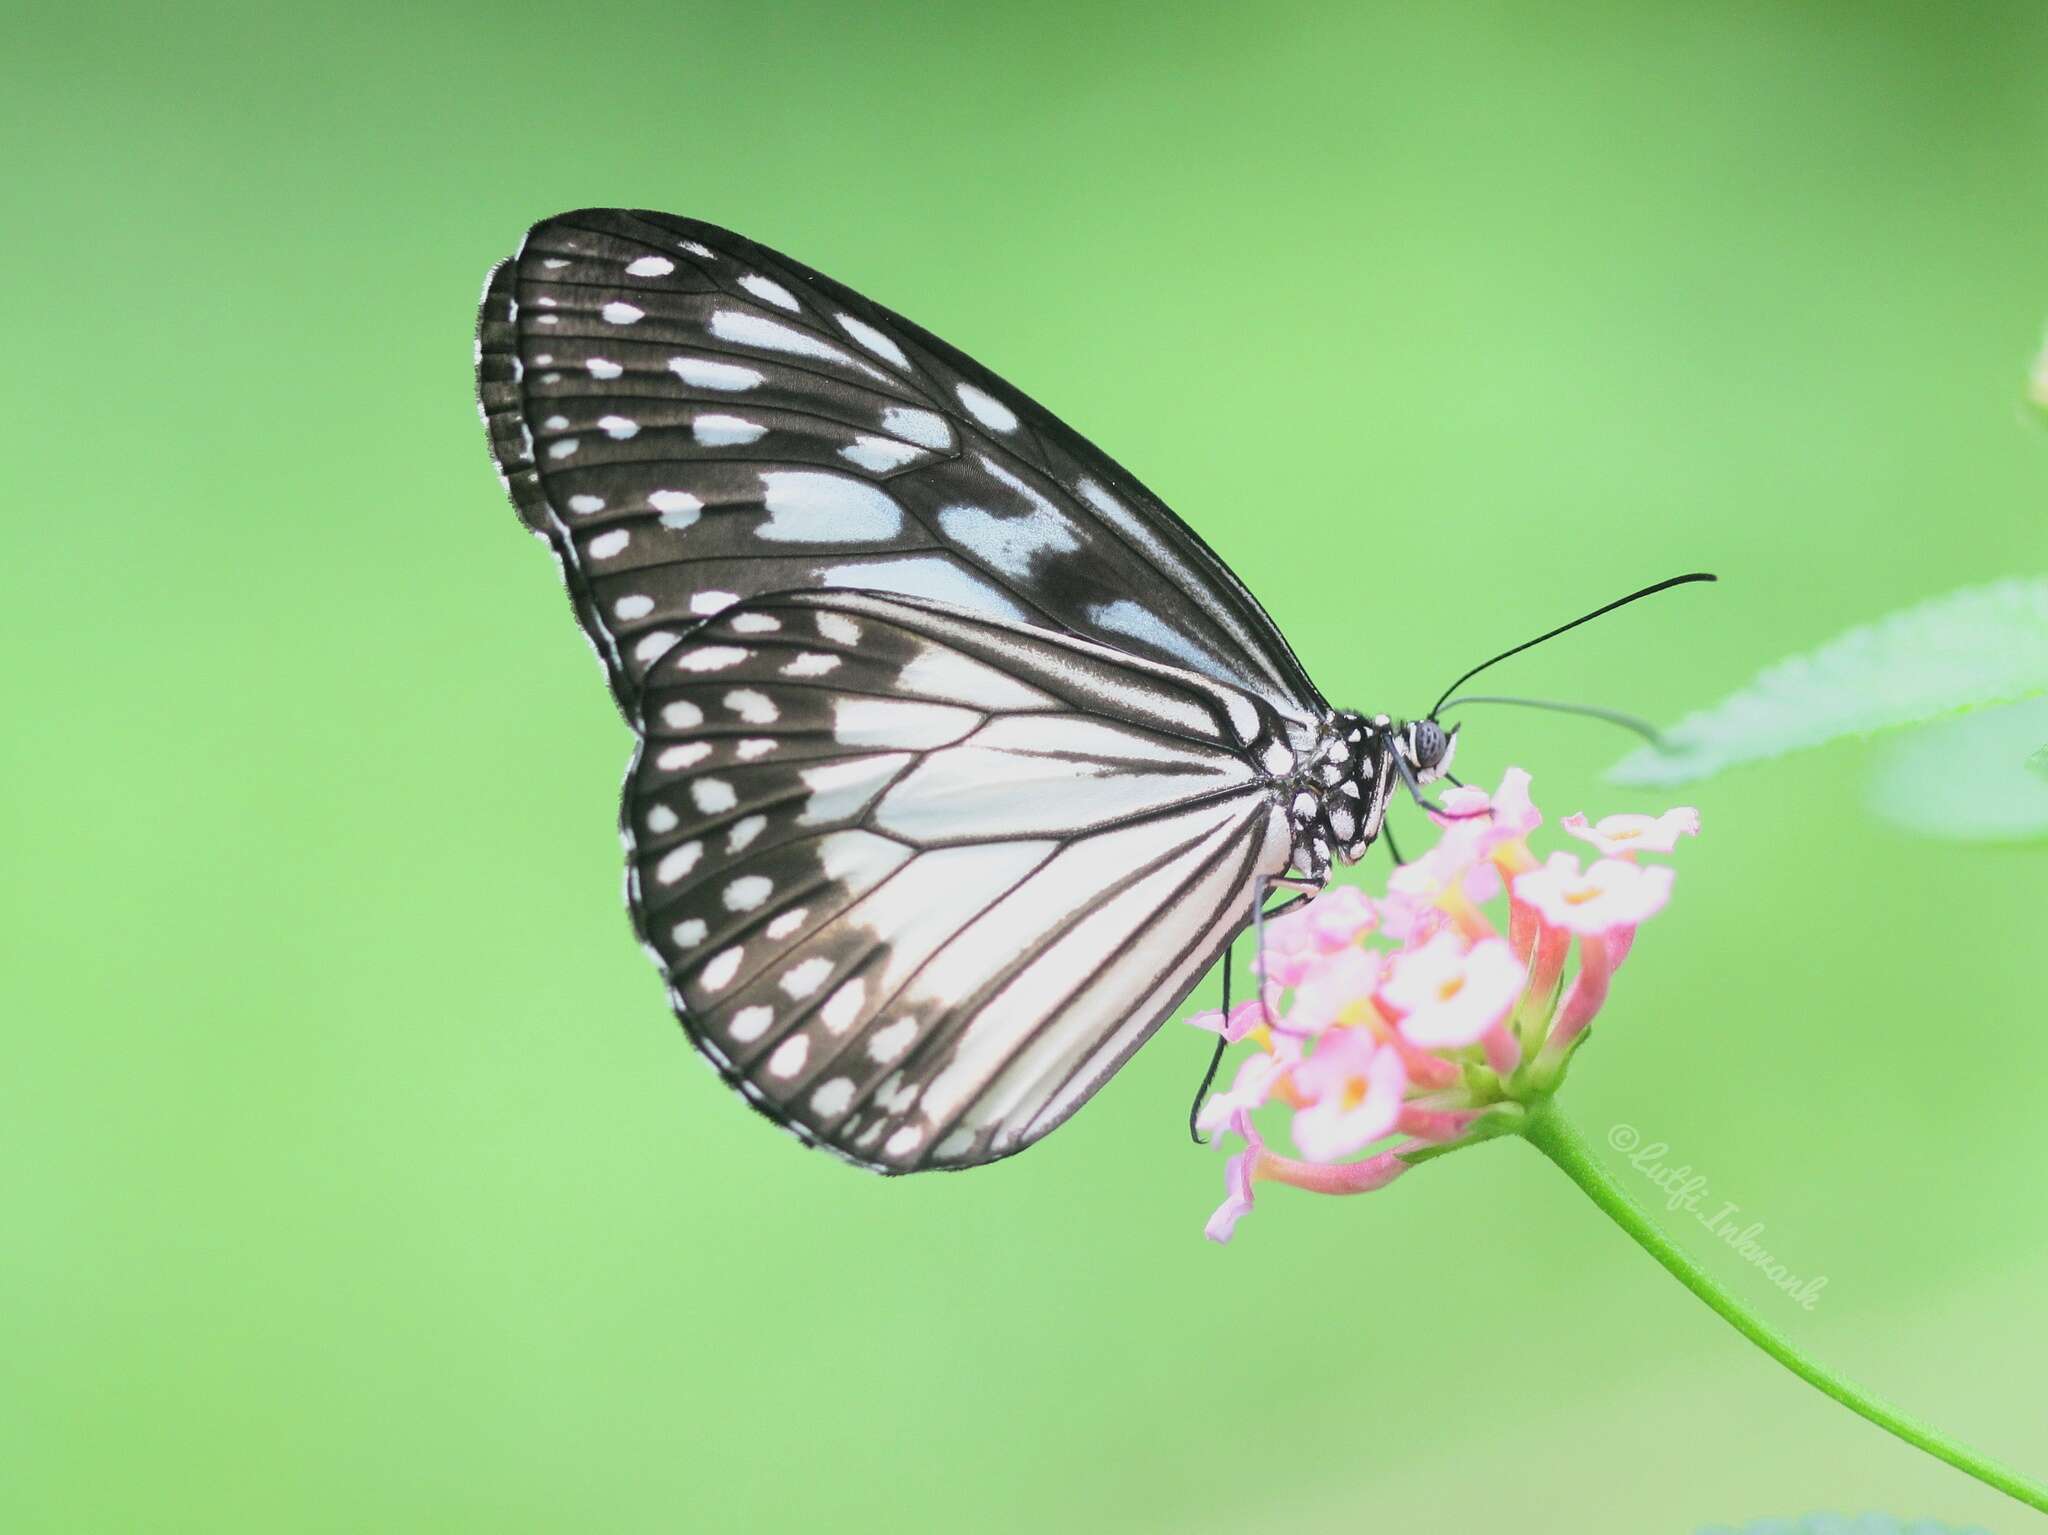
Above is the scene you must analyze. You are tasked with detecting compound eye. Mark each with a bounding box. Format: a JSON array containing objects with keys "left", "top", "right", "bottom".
[{"left": 1413, "top": 719, "right": 1446, "bottom": 769}]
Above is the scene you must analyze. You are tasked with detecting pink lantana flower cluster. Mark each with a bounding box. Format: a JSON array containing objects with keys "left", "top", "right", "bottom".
[{"left": 1193, "top": 768, "right": 1698, "bottom": 1242}]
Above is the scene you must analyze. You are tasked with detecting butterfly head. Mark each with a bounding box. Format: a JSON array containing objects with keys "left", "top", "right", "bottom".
[{"left": 1395, "top": 717, "right": 1459, "bottom": 786}]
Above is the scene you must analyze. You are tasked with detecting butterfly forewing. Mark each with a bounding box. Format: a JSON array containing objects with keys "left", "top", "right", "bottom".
[
  {"left": 476, "top": 208, "right": 1324, "bottom": 731},
  {"left": 625, "top": 590, "right": 1296, "bottom": 1171}
]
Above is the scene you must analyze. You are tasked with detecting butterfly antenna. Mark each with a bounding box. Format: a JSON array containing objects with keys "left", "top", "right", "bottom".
[
  {"left": 1436, "top": 694, "right": 1669, "bottom": 749},
  {"left": 1428, "top": 572, "right": 1717, "bottom": 719}
]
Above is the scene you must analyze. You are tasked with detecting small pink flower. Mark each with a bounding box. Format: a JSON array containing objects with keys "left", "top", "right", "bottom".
[
  {"left": 1193, "top": 1045, "right": 1293, "bottom": 1136},
  {"left": 1488, "top": 767, "right": 1541, "bottom": 840},
  {"left": 1205, "top": 1110, "right": 1265, "bottom": 1243},
  {"left": 1291, "top": 1028, "right": 1407, "bottom": 1161},
  {"left": 1386, "top": 836, "right": 1502, "bottom": 934},
  {"left": 1377, "top": 885, "right": 1452, "bottom": 946},
  {"left": 1430, "top": 784, "right": 1494, "bottom": 822},
  {"left": 1382, "top": 931, "right": 1526, "bottom": 1049},
  {"left": 1185, "top": 995, "right": 1277, "bottom": 1044},
  {"left": 1561, "top": 807, "right": 1701, "bottom": 858},
  {"left": 1431, "top": 766, "right": 1541, "bottom": 846},
  {"left": 1285, "top": 945, "right": 1385, "bottom": 1036},
  {"left": 1514, "top": 852, "right": 1674, "bottom": 937},
  {"left": 1253, "top": 908, "right": 1321, "bottom": 987},
  {"left": 1304, "top": 884, "right": 1378, "bottom": 949}
]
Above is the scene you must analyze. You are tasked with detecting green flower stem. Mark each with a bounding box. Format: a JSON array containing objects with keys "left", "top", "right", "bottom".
[{"left": 1520, "top": 1102, "right": 2048, "bottom": 1517}]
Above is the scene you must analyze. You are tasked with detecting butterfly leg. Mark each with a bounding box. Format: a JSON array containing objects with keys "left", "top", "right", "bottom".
[
  {"left": 1187, "top": 949, "right": 1233, "bottom": 1146},
  {"left": 1187, "top": 875, "right": 1314, "bottom": 1145},
  {"left": 1391, "top": 749, "right": 1491, "bottom": 821}
]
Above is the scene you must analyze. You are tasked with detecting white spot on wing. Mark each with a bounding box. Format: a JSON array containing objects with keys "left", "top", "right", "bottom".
[
  {"left": 669, "top": 356, "right": 764, "bottom": 391},
  {"left": 649, "top": 489, "right": 702, "bottom": 529},
  {"left": 937, "top": 501, "right": 1078, "bottom": 578},
  {"left": 767, "top": 1034, "right": 809, "bottom": 1077},
  {"left": 868, "top": 1018, "right": 917, "bottom": 1063},
  {"left": 758, "top": 472, "right": 903, "bottom": 542},
  {"left": 657, "top": 741, "right": 710, "bottom": 770},
  {"left": 598, "top": 414, "right": 639, "bottom": 439},
  {"left": 879, "top": 406, "right": 953, "bottom": 450},
  {"left": 586, "top": 358, "right": 623, "bottom": 380},
  {"left": 626, "top": 255, "right": 675, "bottom": 277},
  {"left": 820, "top": 979, "right": 866, "bottom": 1035},
  {"left": 836, "top": 313, "right": 909, "bottom": 368},
  {"left": 810, "top": 1077, "right": 855, "bottom": 1116},
  {"left": 738, "top": 273, "right": 801, "bottom": 311},
  {"left": 655, "top": 842, "right": 702, "bottom": 884},
  {"left": 602, "top": 301, "right": 644, "bottom": 325},
  {"left": 670, "top": 916, "right": 706, "bottom": 946},
  {"left": 724, "top": 875, "right": 773, "bottom": 912},
  {"left": 783, "top": 652, "right": 841, "bottom": 677},
  {"left": 614, "top": 594, "right": 655, "bottom": 620},
  {"left": 955, "top": 382, "right": 1018, "bottom": 433},
  {"left": 691, "top": 777, "right": 737, "bottom": 814},
  {"left": 567, "top": 494, "right": 606, "bottom": 515},
  {"left": 839, "top": 436, "right": 926, "bottom": 472},
  {"left": 661, "top": 699, "right": 704, "bottom": 729},
  {"left": 710, "top": 310, "right": 879, "bottom": 375},
  {"left": 726, "top": 814, "right": 767, "bottom": 852},
  {"left": 885, "top": 1126, "right": 924, "bottom": 1157},
  {"left": 724, "top": 688, "right": 778, "bottom": 723},
  {"left": 693, "top": 414, "right": 767, "bottom": 446},
  {"left": 679, "top": 646, "right": 750, "bottom": 672},
  {"left": 588, "top": 529, "right": 630, "bottom": 559},
  {"left": 730, "top": 1004, "right": 774, "bottom": 1042},
  {"left": 1086, "top": 598, "right": 1223, "bottom": 676},
  {"left": 780, "top": 957, "right": 833, "bottom": 999}
]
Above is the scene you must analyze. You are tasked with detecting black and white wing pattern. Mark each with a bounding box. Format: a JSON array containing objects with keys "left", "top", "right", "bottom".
[
  {"left": 625, "top": 590, "right": 1300, "bottom": 1172},
  {"left": 474, "top": 208, "right": 1325, "bottom": 742}
]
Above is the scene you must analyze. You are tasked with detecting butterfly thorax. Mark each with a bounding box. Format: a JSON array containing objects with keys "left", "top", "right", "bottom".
[{"left": 1282, "top": 710, "right": 1399, "bottom": 883}]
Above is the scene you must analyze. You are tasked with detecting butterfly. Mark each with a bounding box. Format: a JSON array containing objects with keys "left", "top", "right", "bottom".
[{"left": 474, "top": 208, "right": 1463, "bottom": 1174}]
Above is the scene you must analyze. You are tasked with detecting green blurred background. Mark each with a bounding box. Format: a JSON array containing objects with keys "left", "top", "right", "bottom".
[{"left": 5, "top": 3, "right": 2043, "bottom": 1531}]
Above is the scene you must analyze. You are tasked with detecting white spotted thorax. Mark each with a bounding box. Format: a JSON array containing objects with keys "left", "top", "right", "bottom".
[{"left": 476, "top": 209, "right": 1414, "bottom": 1175}]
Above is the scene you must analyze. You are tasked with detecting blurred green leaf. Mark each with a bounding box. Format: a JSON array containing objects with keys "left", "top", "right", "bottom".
[
  {"left": 1609, "top": 578, "right": 2048, "bottom": 786},
  {"left": 1865, "top": 696, "right": 2048, "bottom": 843}
]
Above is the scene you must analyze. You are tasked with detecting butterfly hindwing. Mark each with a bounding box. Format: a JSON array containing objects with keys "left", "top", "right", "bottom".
[
  {"left": 476, "top": 208, "right": 1325, "bottom": 731},
  {"left": 624, "top": 589, "right": 1298, "bottom": 1171}
]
